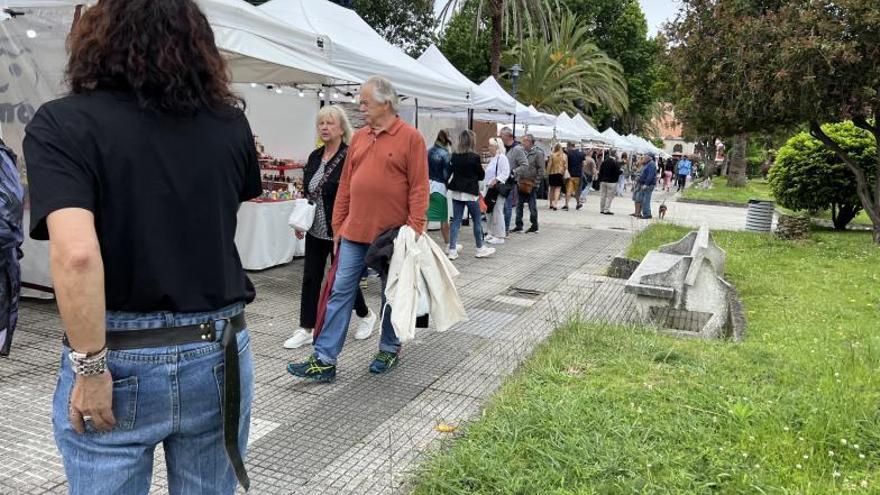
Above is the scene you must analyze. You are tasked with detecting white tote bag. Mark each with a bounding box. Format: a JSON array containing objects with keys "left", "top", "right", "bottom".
[{"left": 288, "top": 198, "right": 316, "bottom": 232}]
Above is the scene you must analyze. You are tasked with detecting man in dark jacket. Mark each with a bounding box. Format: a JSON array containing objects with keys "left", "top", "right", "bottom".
[
  {"left": 500, "top": 127, "right": 527, "bottom": 234},
  {"left": 638, "top": 153, "right": 658, "bottom": 219},
  {"left": 513, "top": 134, "right": 544, "bottom": 233},
  {"left": 0, "top": 137, "right": 23, "bottom": 356},
  {"left": 597, "top": 153, "right": 621, "bottom": 215}
]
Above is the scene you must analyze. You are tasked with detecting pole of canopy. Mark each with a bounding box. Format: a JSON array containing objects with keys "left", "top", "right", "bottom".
[
  {"left": 415, "top": 98, "right": 419, "bottom": 129},
  {"left": 467, "top": 109, "right": 474, "bottom": 131}
]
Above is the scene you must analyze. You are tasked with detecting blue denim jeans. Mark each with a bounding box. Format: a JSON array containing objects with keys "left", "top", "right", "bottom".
[
  {"left": 313, "top": 239, "right": 399, "bottom": 365},
  {"left": 515, "top": 189, "right": 538, "bottom": 230},
  {"left": 641, "top": 185, "right": 655, "bottom": 218},
  {"left": 52, "top": 304, "right": 253, "bottom": 495},
  {"left": 449, "top": 199, "right": 484, "bottom": 250},
  {"left": 504, "top": 190, "right": 516, "bottom": 233}
]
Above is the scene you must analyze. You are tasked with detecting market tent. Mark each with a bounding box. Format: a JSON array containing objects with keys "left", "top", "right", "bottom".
[
  {"left": 417, "top": 45, "right": 515, "bottom": 113},
  {"left": 571, "top": 114, "right": 611, "bottom": 145},
  {"left": 259, "top": 0, "right": 471, "bottom": 108},
  {"left": 1, "top": 0, "right": 359, "bottom": 84},
  {"left": 601, "top": 127, "right": 637, "bottom": 151}
]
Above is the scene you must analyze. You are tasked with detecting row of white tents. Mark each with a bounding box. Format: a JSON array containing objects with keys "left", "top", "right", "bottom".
[{"left": 2, "top": 0, "right": 664, "bottom": 155}]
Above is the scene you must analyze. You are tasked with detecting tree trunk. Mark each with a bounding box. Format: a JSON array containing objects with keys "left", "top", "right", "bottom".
[
  {"left": 831, "top": 203, "right": 860, "bottom": 230},
  {"left": 727, "top": 133, "right": 748, "bottom": 187},
  {"left": 489, "top": 0, "right": 503, "bottom": 78}
]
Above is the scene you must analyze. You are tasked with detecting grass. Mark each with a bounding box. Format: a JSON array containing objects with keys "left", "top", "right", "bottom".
[
  {"left": 681, "top": 176, "right": 773, "bottom": 205},
  {"left": 414, "top": 225, "right": 880, "bottom": 494}
]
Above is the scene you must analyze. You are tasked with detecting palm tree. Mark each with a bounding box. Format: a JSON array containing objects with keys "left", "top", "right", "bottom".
[
  {"left": 502, "top": 12, "right": 629, "bottom": 116},
  {"left": 438, "top": 0, "right": 555, "bottom": 78}
]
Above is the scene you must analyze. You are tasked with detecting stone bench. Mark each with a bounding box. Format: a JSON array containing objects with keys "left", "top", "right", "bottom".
[{"left": 624, "top": 225, "right": 737, "bottom": 339}]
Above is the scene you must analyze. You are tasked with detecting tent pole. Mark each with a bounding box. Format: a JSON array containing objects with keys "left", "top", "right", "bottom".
[
  {"left": 512, "top": 113, "right": 517, "bottom": 139},
  {"left": 468, "top": 109, "right": 474, "bottom": 131},
  {"left": 415, "top": 98, "right": 419, "bottom": 129}
]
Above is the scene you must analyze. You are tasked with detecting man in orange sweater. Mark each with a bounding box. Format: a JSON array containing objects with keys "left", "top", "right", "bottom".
[{"left": 288, "top": 76, "right": 429, "bottom": 382}]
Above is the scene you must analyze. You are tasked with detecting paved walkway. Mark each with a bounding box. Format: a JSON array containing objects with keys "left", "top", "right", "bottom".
[{"left": 0, "top": 190, "right": 747, "bottom": 494}]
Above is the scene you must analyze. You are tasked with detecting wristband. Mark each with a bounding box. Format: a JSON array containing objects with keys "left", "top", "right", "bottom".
[{"left": 68, "top": 347, "right": 108, "bottom": 376}]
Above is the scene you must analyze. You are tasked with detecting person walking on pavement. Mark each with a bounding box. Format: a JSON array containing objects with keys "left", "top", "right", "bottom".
[
  {"left": 484, "top": 138, "right": 510, "bottom": 244},
  {"left": 564, "top": 143, "right": 586, "bottom": 210},
  {"left": 287, "top": 76, "right": 429, "bottom": 382},
  {"left": 677, "top": 155, "right": 693, "bottom": 192},
  {"left": 499, "top": 127, "right": 527, "bottom": 234},
  {"left": 512, "top": 134, "right": 544, "bottom": 234},
  {"left": 598, "top": 151, "right": 622, "bottom": 215},
  {"left": 284, "top": 105, "right": 377, "bottom": 350},
  {"left": 25, "top": 1, "right": 259, "bottom": 491},
  {"left": 638, "top": 153, "right": 659, "bottom": 219},
  {"left": 427, "top": 130, "right": 454, "bottom": 246},
  {"left": 447, "top": 130, "right": 495, "bottom": 260},
  {"left": 546, "top": 143, "right": 567, "bottom": 211},
  {"left": 617, "top": 152, "right": 629, "bottom": 196}
]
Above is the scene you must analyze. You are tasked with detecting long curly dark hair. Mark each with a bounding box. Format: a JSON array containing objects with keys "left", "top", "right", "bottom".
[{"left": 66, "top": 0, "right": 241, "bottom": 115}]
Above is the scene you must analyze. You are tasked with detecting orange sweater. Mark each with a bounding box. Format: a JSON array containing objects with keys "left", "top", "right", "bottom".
[{"left": 333, "top": 117, "right": 429, "bottom": 244}]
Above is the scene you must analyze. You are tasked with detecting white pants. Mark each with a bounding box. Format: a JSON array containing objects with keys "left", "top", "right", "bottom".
[{"left": 488, "top": 194, "right": 506, "bottom": 238}]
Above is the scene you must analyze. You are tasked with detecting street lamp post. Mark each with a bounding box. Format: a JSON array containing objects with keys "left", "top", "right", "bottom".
[{"left": 509, "top": 63, "right": 522, "bottom": 138}]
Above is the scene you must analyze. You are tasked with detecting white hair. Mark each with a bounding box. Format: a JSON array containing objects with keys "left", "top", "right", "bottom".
[
  {"left": 363, "top": 75, "right": 399, "bottom": 113},
  {"left": 316, "top": 104, "right": 354, "bottom": 144},
  {"left": 488, "top": 137, "right": 505, "bottom": 156}
]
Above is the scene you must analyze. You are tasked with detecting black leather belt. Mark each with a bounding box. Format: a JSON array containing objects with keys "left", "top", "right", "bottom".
[{"left": 64, "top": 312, "right": 251, "bottom": 491}]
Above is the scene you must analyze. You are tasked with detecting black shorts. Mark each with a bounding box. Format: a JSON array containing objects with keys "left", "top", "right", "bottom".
[{"left": 548, "top": 174, "right": 565, "bottom": 187}]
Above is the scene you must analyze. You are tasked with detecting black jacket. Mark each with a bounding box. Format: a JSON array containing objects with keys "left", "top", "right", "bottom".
[
  {"left": 598, "top": 156, "right": 622, "bottom": 183},
  {"left": 303, "top": 143, "right": 347, "bottom": 238},
  {"left": 447, "top": 152, "right": 485, "bottom": 197}
]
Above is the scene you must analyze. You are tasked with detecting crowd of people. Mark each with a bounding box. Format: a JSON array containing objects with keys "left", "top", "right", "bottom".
[{"left": 13, "top": 1, "right": 703, "bottom": 493}]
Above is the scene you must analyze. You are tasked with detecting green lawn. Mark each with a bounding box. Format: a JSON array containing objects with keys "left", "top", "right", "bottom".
[
  {"left": 681, "top": 177, "right": 773, "bottom": 204},
  {"left": 414, "top": 225, "right": 880, "bottom": 494}
]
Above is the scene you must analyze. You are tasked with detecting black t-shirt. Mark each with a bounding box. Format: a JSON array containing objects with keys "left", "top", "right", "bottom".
[
  {"left": 447, "top": 152, "right": 485, "bottom": 196},
  {"left": 24, "top": 91, "right": 262, "bottom": 313},
  {"left": 565, "top": 149, "right": 586, "bottom": 177}
]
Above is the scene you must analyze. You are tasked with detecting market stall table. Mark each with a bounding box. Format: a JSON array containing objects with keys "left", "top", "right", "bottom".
[{"left": 235, "top": 199, "right": 305, "bottom": 271}]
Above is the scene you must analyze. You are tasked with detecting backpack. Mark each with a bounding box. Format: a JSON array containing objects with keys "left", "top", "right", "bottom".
[{"left": 0, "top": 140, "right": 24, "bottom": 357}]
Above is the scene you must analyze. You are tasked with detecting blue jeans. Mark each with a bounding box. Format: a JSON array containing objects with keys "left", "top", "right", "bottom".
[
  {"left": 504, "top": 189, "right": 517, "bottom": 233},
  {"left": 641, "top": 185, "right": 655, "bottom": 217},
  {"left": 53, "top": 304, "right": 253, "bottom": 495},
  {"left": 515, "top": 189, "right": 538, "bottom": 230},
  {"left": 314, "top": 239, "right": 399, "bottom": 365},
  {"left": 449, "top": 199, "right": 484, "bottom": 250}
]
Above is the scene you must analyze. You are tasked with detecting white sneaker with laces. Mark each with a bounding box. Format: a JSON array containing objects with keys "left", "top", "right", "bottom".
[
  {"left": 447, "top": 249, "right": 459, "bottom": 260},
  {"left": 283, "top": 328, "right": 313, "bottom": 349},
  {"left": 487, "top": 237, "right": 505, "bottom": 245},
  {"left": 475, "top": 246, "right": 496, "bottom": 258},
  {"left": 354, "top": 309, "right": 377, "bottom": 340}
]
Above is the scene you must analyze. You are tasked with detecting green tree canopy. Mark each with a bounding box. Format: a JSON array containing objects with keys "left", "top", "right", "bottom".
[
  {"left": 770, "top": 122, "right": 876, "bottom": 229},
  {"left": 668, "top": 0, "right": 880, "bottom": 242},
  {"left": 438, "top": 0, "right": 494, "bottom": 83}
]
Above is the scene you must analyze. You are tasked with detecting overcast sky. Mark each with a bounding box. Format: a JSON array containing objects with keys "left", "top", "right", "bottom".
[{"left": 640, "top": 0, "right": 682, "bottom": 37}]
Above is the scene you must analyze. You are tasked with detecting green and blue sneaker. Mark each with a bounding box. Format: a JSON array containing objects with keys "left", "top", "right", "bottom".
[
  {"left": 369, "top": 351, "right": 400, "bottom": 374},
  {"left": 287, "top": 355, "right": 336, "bottom": 383}
]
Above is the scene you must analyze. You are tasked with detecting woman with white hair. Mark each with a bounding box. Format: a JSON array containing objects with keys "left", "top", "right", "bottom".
[
  {"left": 283, "top": 104, "right": 376, "bottom": 349},
  {"left": 484, "top": 137, "right": 510, "bottom": 244}
]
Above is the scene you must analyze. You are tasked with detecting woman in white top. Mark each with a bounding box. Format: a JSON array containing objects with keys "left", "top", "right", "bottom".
[{"left": 484, "top": 137, "right": 510, "bottom": 244}]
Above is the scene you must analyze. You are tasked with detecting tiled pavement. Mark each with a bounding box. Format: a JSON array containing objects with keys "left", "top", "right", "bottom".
[{"left": 0, "top": 219, "right": 643, "bottom": 495}]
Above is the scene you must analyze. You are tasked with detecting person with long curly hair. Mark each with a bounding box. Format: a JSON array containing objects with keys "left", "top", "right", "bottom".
[{"left": 24, "top": 0, "right": 259, "bottom": 493}]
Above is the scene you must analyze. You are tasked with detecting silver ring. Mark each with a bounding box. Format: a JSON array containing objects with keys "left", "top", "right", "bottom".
[{"left": 82, "top": 415, "right": 93, "bottom": 422}]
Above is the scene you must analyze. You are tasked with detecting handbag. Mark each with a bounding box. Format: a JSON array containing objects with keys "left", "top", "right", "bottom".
[
  {"left": 484, "top": 187, "right": 499, "bottom": 211},
  {"left": 518, "top": 178, "right": 536, "bottom": 195},
  {"left": 288, "top": 147, "right": 346, "bottom": 232}
]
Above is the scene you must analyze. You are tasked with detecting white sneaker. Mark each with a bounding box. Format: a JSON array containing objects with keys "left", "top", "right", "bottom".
[
  {"left": 487, "top": 237, "right": 505, "bottom": 245},
  {"left": 447, "top": 249, "right": 459, "bottom": 260},
  {"left": 485, "top": 235, "right": 496, "bottom": 243},
  {"left": 354, "top": 309, "right": 377, "bottom": 340},
  {"left": 283, "top": 328, "right": 313, "bottom": 349},
  {"left": 475, "top": 246, "right": 496, "bottom": 258}
]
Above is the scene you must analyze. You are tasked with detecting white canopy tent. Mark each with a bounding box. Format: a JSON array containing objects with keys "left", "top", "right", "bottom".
[
  {"left": 259, "top": 0, "right": 471, "bottom": 109},
  {"left": 571, "top": 114, "right": 611, "bottom": 145},
  {"left": 1, "top": 0, "right": 360, "bottom": 85},
  {"left": 601, "top": 127, "right": 637, "bottom": 152},
  {"left": 417, "top": 45, "right": 514, "bottom": 113}
]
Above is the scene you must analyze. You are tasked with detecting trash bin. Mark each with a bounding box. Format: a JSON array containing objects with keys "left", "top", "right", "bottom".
[{"left": 745, "top": 200, "right": 775, "bottom": 232}]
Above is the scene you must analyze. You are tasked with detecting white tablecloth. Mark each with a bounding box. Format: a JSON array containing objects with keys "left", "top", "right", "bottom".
[{"left": 235, "top": 201, "right": 306, "bottom": 271}]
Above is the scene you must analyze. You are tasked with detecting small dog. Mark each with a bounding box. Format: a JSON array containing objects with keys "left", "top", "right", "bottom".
[{"left": 658, "top": 201, "right": 668, "bottom": 219}]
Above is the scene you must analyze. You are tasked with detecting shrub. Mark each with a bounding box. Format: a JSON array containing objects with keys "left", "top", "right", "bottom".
[{"left": 769, "top": 122, "right": 876, "bottom": 229}]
